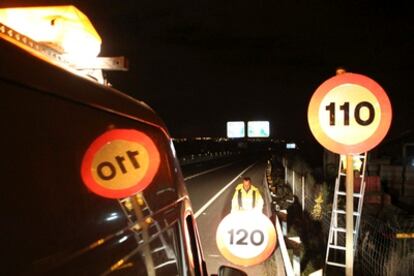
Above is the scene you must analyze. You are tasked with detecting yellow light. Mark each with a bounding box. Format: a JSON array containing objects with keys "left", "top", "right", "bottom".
[
  {"left": 396, "top": 233, "right": 414, "bottom": 239},
  {"left": 89, "top": 238, "right": 105, "bottom": 249},
  {"left": 110, "top": 259, "right": 125, "bottom": 271},
  {"left": 123, "top": 198, "right": 132, "bottom": 210},
  {"left": 132, "top": 224, "right": 141, "bottom": 231},
  {"left": 341, "top": 155, "right": 363, "bottom": 171},
  {"left": 0, "top": 6, "right": 101, "bottom": 61},
  {"left": 145, "top": 217, "right": 153, "bottom": 225}
]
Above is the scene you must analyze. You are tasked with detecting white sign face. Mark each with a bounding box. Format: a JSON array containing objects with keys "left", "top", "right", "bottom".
[
  {"left": 318, "top": 84, "right": 381, "bottom": 145},
  {"left": 247, "top": 121, "right": 270, "bottom": 138},
  {"left": 216, "top": 211, "right": 277, "bottom": 267},
  {"left": 227, "top": 121, "right": 245, "bottom": 138}
]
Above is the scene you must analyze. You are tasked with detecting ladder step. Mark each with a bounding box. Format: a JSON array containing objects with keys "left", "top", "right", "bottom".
[
  {"left": 154, "top": 260, "right": 177, "bottom": 270},
  {"left": 333, "top": 227, "right": 356, "bottom": 234},
  {"left": 328, "top": 244, "right": 346, "bottom": 250},
  {"left": 151, "top": 246, "right": 166, "bottom": 254},
  {"left": 327, "top": 261, "right": 346, "bottom": 268},
  {"left": 333, "top": 209, "right": 360, "bottom": 216},
  {"left": 337, "top": 191, "right": 362, "bottom": 198},
  {"left": 339, "top": 172, "right": 366, "bottom": 178}
]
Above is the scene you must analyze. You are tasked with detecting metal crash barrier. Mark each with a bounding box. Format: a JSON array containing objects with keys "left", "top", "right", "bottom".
[{"left": 263, "top": 162, "right": 295, "bottom": 276}]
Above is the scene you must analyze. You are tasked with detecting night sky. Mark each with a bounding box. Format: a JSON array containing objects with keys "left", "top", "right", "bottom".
[{"left": 3, "top": 1, "right": 414, "bottom": 141}]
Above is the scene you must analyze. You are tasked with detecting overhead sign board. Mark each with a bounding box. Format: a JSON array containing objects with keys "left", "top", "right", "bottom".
[
  {"left": 216, "top": 211, "right": 277, "bottom": 267},
  {"left": 81, "top": 129, "right": 160, "bottom": 199},
  {"left": 227, "top": 121, "right": 245, "bottom": 138},
  {"left": 308, "top": 73, "right": 392, "bottom": 154},
  {"left": 247, "top": 121, "right": 270, "bottom": 138}
]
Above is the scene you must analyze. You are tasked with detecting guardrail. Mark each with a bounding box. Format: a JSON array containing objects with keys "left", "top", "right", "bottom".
[
  {"left": 264, "top": 161, "right": 295, "bottom": 276},
  {"left": 178, "top": 151, "right": 238, "bottom": 166},
  {"left": 275, "top": 215, "right": 295, "bottom": 276}
]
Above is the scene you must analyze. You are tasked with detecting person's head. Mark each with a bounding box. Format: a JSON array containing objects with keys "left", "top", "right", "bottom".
[{"left": 242, "top": 176, "right": 252, "bottom": 190}]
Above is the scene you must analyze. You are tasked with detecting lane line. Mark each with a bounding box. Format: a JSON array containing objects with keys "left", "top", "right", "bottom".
[
  {"left": 194, "top": 162, "right": 256, "bottom": 218},
  {"left": 183, "top": 161, "right": 236, "bottom": 181}
]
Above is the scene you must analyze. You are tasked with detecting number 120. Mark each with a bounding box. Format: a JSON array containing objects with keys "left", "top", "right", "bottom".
[{"left": 325, "top": 101, "right": 375, "bottom": 126}]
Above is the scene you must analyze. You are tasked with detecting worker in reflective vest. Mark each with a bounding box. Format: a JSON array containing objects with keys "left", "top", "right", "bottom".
[{"left": 231, "top": 176, "right": 264, "bottom": 213}]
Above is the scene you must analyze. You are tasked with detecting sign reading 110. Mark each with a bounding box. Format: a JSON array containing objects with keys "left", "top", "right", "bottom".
[
  {"left": 308, "top": 73, "right": 392, "bottom": 154},
  {"left": 325, "top": 101, "right": 375, "bottom": 126}
]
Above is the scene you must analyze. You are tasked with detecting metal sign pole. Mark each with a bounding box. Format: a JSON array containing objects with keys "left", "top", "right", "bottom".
[
  {"left": 346, "top": 155, "right": 354, "bottom": 276},
  {"left": 302, "top": 176, "right": 305, "bottom": 212}
]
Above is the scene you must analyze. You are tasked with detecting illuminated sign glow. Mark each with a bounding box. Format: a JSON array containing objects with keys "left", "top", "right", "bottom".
[
  {"left": 81, "top": 129, "right": 160, "bottom": 199},
  {"left": 227, "top": 121, "right": 245, "bottom": 138},
  {"left": 216, "top": 211, "right": 277, "bottom": 267},
  {"left": 308, "top": 73, "right": 392, "bottom": 154},
  {"left": 247, "top": 121, "right": 270, "bottom": 138},
  {"left": 286, "top": 143, "right": 297, "bottom": 149}
]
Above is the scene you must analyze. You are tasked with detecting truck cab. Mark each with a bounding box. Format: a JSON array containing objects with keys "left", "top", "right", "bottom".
[{"left": 0, "top": 6, "right": 245, "bottom": 276}]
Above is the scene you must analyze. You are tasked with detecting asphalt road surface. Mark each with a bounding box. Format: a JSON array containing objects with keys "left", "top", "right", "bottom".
[{"left": 182, "top": 157, "right": 285, "bottom": 276}]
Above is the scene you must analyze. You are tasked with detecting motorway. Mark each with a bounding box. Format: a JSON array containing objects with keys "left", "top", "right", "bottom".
[{"left": 181, "top": 157, "right": 285, "bottom": 276}]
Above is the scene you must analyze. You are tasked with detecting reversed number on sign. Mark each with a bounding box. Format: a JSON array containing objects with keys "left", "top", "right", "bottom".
[
  {"left": 97, "top": 150, "right": 139, "bottom": 180},
  {"left": 325, "top": 101, "right": 375, "bottom": 126},
  {"left": 228, "top": 229, "right": 264, "bottom": 246}
]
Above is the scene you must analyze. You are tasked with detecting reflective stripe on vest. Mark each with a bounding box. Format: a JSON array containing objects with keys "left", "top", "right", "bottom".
[{"left": 237, "top": 189, "right": 256, "bottom": 209}]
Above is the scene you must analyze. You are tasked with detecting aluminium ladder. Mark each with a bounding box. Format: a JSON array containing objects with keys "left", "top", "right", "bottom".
[
  {"left": 325, "top": 152, "right": 368, "bottom": 269},
  {"left": 118, "top": 194, "right": 177, "bottom": 274}
]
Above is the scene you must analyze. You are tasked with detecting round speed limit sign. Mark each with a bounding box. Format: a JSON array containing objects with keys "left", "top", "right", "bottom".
[
  {"left": 216, "top": 211, "right": 277, "bottom": 267},
  {"left": 81, "top": 129, "right": 160, "bottom": 199},
  {"left": 308, "top": 73, "right": 392, "bottom": 154}
]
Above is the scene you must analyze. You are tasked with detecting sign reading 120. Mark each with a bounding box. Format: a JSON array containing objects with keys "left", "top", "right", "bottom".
[
  {"left": 228, "top": 228, "right": 265, "bottom": 246},
  {"left": 308, "top": 73, "right": 392, "bottom": 154},
  {"left": 216, "top": 211, "right": 276, "bottom": 267}
]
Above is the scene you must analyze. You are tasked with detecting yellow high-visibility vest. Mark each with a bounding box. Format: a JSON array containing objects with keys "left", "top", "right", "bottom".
[{"left": 231, "top": 183, "right": 264, "bottom": 212}]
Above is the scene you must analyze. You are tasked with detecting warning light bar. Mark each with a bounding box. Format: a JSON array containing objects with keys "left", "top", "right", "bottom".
[
  {"left": 0, "top": 5, "right": 127, "bottom": 84},
  {"left": 0, "top": 6, "right": 101, "bottom": 61}
]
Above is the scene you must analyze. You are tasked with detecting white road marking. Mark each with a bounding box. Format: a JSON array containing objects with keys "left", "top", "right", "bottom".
[
  {"left": 184, "top": 162, "right": 236, "bottom": 181},
  {"left": 194, "top": 162, "right": 256, "bottom": 218}
]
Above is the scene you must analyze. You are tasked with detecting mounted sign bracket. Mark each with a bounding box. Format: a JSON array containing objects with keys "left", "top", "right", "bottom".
[{"left": 308, "top": 72, "right": 392, "bottom": 276}]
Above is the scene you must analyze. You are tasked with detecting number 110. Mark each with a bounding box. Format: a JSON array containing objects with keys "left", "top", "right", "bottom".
[{"left": 325, "top": 101, "right": 375, "bottom": 126}]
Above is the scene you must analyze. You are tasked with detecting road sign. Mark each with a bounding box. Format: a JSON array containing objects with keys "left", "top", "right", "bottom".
[
  {"left": 227, "top": 121, "right": 245, "bottom": 138},
  {"left": 216, "top": 211, "right": 277, "bottom": 267},
  {"left": 308, "top": 73, "right": 392, "bottom": 154},
  {"left": 247, "top": 121, "right": 270, "bottom": 138},
  {"left": 81, "top": 129, "right": 160, "bottom": 199}
]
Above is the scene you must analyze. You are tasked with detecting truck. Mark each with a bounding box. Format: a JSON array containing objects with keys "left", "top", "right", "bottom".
[{"left": 0, "top": 6, "right": 246, "bottom": 276}]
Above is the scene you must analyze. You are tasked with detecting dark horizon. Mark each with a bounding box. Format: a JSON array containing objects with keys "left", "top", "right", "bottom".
[{"left": 2, "top": 0, "right": 413, "bottom": 142}]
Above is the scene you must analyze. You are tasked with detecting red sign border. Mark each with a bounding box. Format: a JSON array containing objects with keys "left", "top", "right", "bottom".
[
  {"left": 308, "top": 73, "right": 392, "bottom": 154},
  {"left": 81, "top": 129, "right": 160, "bottom": 199}
]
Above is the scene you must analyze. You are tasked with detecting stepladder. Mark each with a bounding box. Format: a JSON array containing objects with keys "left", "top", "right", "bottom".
[
  {"left": 116, "top": 194, "right": 177, "bottom": 275},
  {"left": 325, "top": 152, "right": 368, "bottom": 270}
]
